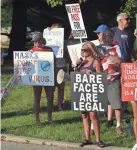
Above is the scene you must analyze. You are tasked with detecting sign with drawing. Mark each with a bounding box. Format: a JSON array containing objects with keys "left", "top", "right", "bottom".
[
  {"left": 67, "top": 40, "right": 100, "bottom": 66},
  {"left": 14, "top": 51, "right": 54, "bottom": 86}
]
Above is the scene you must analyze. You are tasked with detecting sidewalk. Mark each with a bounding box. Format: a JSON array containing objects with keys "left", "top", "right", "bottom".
[{"left": 1, "top": 134, "right": 131, "bottom": 150}]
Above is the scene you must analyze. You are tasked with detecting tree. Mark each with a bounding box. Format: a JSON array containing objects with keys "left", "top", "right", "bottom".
[{"left": 120, "top": 0, "right": 137, "bottom": 18}]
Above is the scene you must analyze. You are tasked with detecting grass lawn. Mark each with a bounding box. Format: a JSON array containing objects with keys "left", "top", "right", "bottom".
[{"left": 1, "top": 74, "right": 135, "bottom": 148}]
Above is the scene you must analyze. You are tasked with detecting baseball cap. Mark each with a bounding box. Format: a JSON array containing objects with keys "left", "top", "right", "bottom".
[
  {"left": 94, "top": 24, "right": 109, "bottom": 33},
  {"left": 31, "top": 31, "right": 44, "bottom": 42},
  {"left": 102, "top": 29, "right": 114, "bottom": 44}
]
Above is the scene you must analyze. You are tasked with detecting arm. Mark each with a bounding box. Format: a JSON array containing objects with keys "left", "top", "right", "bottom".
[
  {"left": 107, "top": 56, "right": 122, "bottom": 64},
  {"left": 94, "top": 60, "right": 103, "bottom": 73}
]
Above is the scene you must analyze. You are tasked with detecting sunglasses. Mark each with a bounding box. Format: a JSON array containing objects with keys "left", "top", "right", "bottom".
[{"left": 81, "top": 49, "right": 89, "bottom": 52}]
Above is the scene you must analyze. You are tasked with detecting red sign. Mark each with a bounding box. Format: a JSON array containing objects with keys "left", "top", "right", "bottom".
[{"left": 122, "top": 63, "right": 137, "bottom": 101}]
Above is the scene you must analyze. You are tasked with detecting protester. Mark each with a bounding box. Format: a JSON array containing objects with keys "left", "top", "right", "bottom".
[
  {"left": 30, "top": 32, "right": 55, "bottom": 124},
  {"left": 94, "top": 24, "right": 110, "bottom": 118},
  {"left": 112, "top": 12, "right": 137, "bottom": 115},
  {"left": 132, "top": 30, "right": 137, "bottom": 150},
  {"left": 76, "top": 41, "right": 105, "bottom": 148},
  {"left": 97, "top": 29, "right": 123, "bottom": 134},
  {"left": 47, "top": 23, "right": 67, "bottom": 111},
  {"left": 94, "top": 24, "right": 109, "bottom": 44},
  {"left": 131, "top": 93, "right": 137, "bottom": 150}
]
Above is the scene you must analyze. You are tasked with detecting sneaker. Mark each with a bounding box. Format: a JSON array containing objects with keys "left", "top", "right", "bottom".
[
  {"left": 116, "top": 126, "right": 123, "bottom": 135},
  {"left": 132, "top": 144, "right": 137, "bottom": 150},
  {"left": 106, "top": 120, "right": 114, "bottom": 128}
]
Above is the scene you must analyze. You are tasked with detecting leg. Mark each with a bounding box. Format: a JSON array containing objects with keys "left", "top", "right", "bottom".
[
  {"left": 81, "top": 112, "right": 91, "bottom": 141},
  {"left": 57, "top": 82, "right": 65, "bottom": 110},
  {"left": 115, "top": 109, "right": 123, "bottom": 134},
  {"left": 33, "top": 86, "right": 42, "bottom": 124},
  {"left": 122, "top": 102, "right": 130, "bottom": 114},
  {"left": 44, "top": 86, "right": 55, "bottom": 122},
  {"left": 131, "top": 102, "right": 137, "bottom": 143},
  {"left": 89, "top": 112, "right": 100, "bottom": 142},
  {"left": 106, "top": 104, "right": 114, "bottom": 127},
  {"left": 90, "top": 112, "right": 105, "bottom": 148}
]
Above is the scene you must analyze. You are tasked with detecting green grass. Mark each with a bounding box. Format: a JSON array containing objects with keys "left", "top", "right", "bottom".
[{"left": 1, "top": 74, "right": 135, "bottom": 148}]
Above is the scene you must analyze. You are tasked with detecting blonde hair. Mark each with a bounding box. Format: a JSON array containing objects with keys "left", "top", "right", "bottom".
[
  {"left": 82, "top": 41, "right": 99, "bottom": 59},
  {"left": 51, "top": 23, "right": 62, "bottom": 28}
]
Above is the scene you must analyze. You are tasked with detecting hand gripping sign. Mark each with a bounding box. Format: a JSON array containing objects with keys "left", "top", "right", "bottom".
[
  {"left": 65, "top": 3, "right": 87, "bottom": 39},
  {"left": 71, "top": 72, "right": 108, "bottom": 112},
  {"left": 122, "top": 63, "right": 137, "bottom": 101}
]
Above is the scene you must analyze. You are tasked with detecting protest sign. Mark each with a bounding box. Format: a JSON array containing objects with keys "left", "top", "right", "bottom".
[
  {"left": 65, "top": 3, "right": 87, "bottom": 39},
  {"left": 71, "top": 72, "right": 108, "bottom": 112},
  {"left": 122, "top": 63, "right": 137, "bottom": 101},
  {"left": 14, "top": 51, "right": 54, "bottom": 86},
  {"left": 67, "top": 40, "right": 100, "bottom": 66},
  {"left": 43, "top": 28, "right": 64, "bottom": 58},
  {"left": 1, "top": 75, "right": 17, "bottom": 100}
]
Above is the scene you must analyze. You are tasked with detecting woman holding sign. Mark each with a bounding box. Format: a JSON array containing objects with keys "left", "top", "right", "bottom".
[{"left": 77, "top": 41, "right": 105, "bottom": 148}]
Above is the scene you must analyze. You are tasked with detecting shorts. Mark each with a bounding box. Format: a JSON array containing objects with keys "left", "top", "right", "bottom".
[{"left": 107, "top": 79, "right": 122, "bottom": 109}]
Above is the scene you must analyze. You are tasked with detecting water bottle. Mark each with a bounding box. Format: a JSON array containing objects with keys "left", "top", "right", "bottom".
[{"left": 126, "top": 119, "right": 133, "bottom": 136}]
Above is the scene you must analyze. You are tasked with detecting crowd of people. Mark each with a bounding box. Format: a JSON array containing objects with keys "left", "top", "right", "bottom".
[{"left": 1, "top": 12, "right": 136, "bottom": 149}]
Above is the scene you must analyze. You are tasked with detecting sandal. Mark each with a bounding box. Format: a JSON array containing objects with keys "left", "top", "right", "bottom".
[
  {"left": 79, "top": 140, "right": 93, "bottom": 147},
  {"left": 96, "top": 141, "right": 105, "bottom": 148}
]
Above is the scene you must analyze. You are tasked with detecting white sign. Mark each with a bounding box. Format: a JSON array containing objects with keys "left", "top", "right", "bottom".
[
  {"left": 43, "top": 28, "right": 64, "bottom": 58},
  {"left": 67, "top": 40, "right": 100, "bottom": 66},
  {"left": 65, "top": 3, "right": 87, "bottom": 39},
  {"left": 14, "top": 51, "right": 54, "bottom": 86}
]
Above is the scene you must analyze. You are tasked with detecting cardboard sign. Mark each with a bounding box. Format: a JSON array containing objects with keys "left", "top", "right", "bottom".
[
  {"left": 67, "top": 40, "right": 100, "bottom": 66},
  {"left": 65, "top": 3, "right": 87, "bottom": 39},
  {"left": 43, "top": 28, "right": 64, "bottom": 58},
  {"left": 14, "top": 51, "right": 54, "bottom": 86},
  {"left": 122, "top": 63, "right": 137, "bottom": 101},
  {"left": 71, "top": 72, "right": 108, "bottom": 112}
]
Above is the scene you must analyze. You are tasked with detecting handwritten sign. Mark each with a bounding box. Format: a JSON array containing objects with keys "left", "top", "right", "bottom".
[
  {"left": 71, "top": 72, "right": 108, "bottom": 111},
  {"left": 122, "top": 63, "right": 137, "bottom": 101},
  {"left": 43, "top": 28, "right": 64, "bottom": 58},
  {"left": 67, "top": 40, "right": 100, "bottom": 66},
  {"left": 14, "top": 51, "right": 54, "bottom": 86},
  {"left": 65, "top": 3, "right": 87, "bottom": 39}
]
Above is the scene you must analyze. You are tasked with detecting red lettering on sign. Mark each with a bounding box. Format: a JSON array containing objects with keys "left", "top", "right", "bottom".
[
  {"left": 71, "top": 5, "right": 80, "bottom": 13},
  {"left": 71, "top": 14, "right": 80, "bottom": 22}
]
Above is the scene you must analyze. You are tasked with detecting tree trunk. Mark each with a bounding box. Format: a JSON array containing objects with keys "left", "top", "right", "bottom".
[{"left": 8, "top": 0, "right": 28, "bottom": 60}]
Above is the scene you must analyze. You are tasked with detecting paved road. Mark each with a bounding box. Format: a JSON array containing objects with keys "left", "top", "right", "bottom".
[{"left": 1, "top": 141, "right": 89, "bottom": 150}]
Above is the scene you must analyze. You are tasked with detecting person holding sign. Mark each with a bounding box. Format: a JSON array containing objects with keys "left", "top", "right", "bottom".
[
  {"left": 48, "top": 23, "right": 67, "bottom": 111},
  {"left": 112, "top": 13, "right": 137, "bottom": 115},
  {"left": 30, "top": 32, "right": 55, "bottom": 124},
  {"left": 77, "top": 41, "right": 105, "bottom": 148},
  {"left": 97, "top": 29, "right": 123, "bottom": 134}
]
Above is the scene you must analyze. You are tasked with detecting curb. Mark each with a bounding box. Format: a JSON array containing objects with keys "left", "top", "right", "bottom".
[{"left": 1, "top": 134, "right": 131, "bottom": 150}]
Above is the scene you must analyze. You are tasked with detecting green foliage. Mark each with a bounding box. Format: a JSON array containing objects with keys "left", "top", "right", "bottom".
[
  {"left": 1, "top": 7, "right": 12, "bottom": 28},
  {"left": 46, "top": 0, "right": 86, "bottom": 7},
  {"left": 120, "top": 0, "right": 137, "bottom": 18}
]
